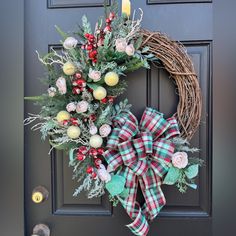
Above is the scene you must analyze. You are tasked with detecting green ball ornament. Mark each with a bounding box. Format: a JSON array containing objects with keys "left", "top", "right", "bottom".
[
  {"left": 93, "top": 86, "right": 107, "bottom": 100},
  {"left": 67, "top": 126, "right": 81, "bottom": 139},
  {"left": 56, "top": 111, "right": 70, "bottom": 122},
  {"left": 104, "top": 72, "right": 119, "bottom": 86},
  {"left": 89, "top": 134, "right": 103, "bottom": 148},
  {"left": 63, "top": 61, "right": 76, "bottom": 76}
]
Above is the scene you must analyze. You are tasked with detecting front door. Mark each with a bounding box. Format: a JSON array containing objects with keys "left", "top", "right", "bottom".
[{"left": 24, "top": 0, "right": 212, "bottom": 235}]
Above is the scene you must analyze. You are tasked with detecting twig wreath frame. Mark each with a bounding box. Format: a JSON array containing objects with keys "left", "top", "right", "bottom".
[{"left": 141, "top": 29, "right": 202, "bottom": 139}]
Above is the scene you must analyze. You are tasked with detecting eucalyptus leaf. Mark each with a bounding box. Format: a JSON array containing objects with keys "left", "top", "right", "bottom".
[
  {"left": 87, "top": 83, "right": 100, "bottom": 90},
  {"left": 105, "top": 175, "right": 126, "bottom": 197},
  {"left": 142, "top": 46, "right": 150, "bottom": 53},
  {"left": 163, "top": 166, "right": 180, "bottom": 185},
  {"left": 185, "top": 164, "right": 199, "bottom": 179},
  {"left": 119, "top": 188, "right": 129, "bottom": 199},
  {"left": 134, "top": 37, "right": 143, "bottom": 50},
  {"left": 186, "top": 183, "right": 198, "bottom": 189}
]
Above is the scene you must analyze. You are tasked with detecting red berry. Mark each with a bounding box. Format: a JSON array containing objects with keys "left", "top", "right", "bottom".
[
  {"left": 107, "top": 96, "right": 115, "bottom": 103},
  {"left": 104, "top": 25, "right": 111, "bottom": 33},
  {"left": 70, "top": 118, "right": 78, "bottom": 126},
  {"left": 74, "top": 73, "right": 82, "bottom": 79},
  {"left": 106, "top": 18, "right": 111, "bottom": 24},
  {"left": 87, "top": 88, "right": 93, "bottom": 93},
  {"left": 92, "top": 59, "right": 97, "bottom": 64},
  {"left": 78, "top": 146, "right": 88, "bottom": 154},
  {"left": 91, "top": 172, "right": 97, "bottom": 179},
  {"left": 85, "top": 33, "right": 90, "bottom": 38},
  {"left": 62, "top": 120, "right": 69, "bottom": 126},
  {"left": 89, "top": 114, "right": 96, "bottom": 122},
  {"left": 72, "top": 87, "right": 80, "bottom": 95},
  {"left": 89, "top": 148, "right": 98, "bottom": 156},
  {"left": 76, "top": 79, "right": 86, "bottom": 87},
  {"left": 97, "top": 148, "right": 104, "bottom": 155},
  {"left": 109, "top": 12, "right": 115, "bottom": 20},
  {"left": 72, "top": 80, "right": 78, "bottom": 86},
  {"left": 89, "top": 50, "right": 97, "bottom": 59},
  {"left": 77, "top": 153, "right": 85, "bottom": 161},
  {"left": 94, "top": 158, "right": 102, "bottom": 167},
  {"left": 86, "top": 44, "right": 93, "bottom": 51},
  {"left": 86, "top": 166, "right": 94, "bottom": 174},
  {"left": 101, "top": 98, "right": 108, "bottom": 104}
]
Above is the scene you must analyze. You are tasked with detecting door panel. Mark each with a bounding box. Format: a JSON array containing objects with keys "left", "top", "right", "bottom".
[{"left": 24, "top": 1, "right": 212, "bottom": 235}]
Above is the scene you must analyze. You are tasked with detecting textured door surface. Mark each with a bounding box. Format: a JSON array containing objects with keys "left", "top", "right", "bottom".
[{"left": 24, "top": 1, "right": 212, "bottom": 235}]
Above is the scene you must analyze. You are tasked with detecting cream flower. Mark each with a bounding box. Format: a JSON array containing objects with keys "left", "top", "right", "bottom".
[
  {"left": 125, "top": 44, "right": 135, "bottom": 56},
  {"left": 66, "top": 102, "right": 76, "bottom": 112},
  {"left": 63, "top": 37, "right": 78, "bottom": 50},
  {"left": 56, "top": 77, "right": 67, "bottom": 95},
  {"left": 89, "top": 125, "right": 98, "bottom": 135},
  {"left": 47, "top": 87, "right": 56, "bottom": 97},
  {"left": 172, "top": 152, "right": 188, "bottom": 169},
  {"left": 115, "top": 38, "right": 127, "bottom": 52},
  {"left": 99, "top": 124, "right": 112, "bottom": 137},
  {"left": 88, "top": 69, "right": 102, "bottom": 82},
  {"left": 76, "top": 101, "right": 89, "bottom": 113},
  {"left": 97, "top": 164, "right": 111, "bottom": 183}
]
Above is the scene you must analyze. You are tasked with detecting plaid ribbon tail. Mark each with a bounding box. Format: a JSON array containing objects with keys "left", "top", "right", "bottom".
[{"left": 126, "top": 208, "right": 149, "bottom": 236}]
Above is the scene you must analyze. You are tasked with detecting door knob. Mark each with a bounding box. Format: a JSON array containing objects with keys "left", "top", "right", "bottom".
[
  {"left": 32, "top": 186, "right": 49, "bottom": 204},
  {"left": 32, "top": 224, "right": 50, "bottom": 236}
]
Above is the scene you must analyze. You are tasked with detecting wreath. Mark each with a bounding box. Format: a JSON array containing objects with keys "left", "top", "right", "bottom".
[{"left": 25, "top": 1, "right": 203, "bottom": 235}]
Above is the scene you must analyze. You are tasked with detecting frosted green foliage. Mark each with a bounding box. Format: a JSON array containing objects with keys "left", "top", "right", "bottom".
[
  {"left": 106, "top": 79, "right": 128, "bottom": 97},
  {"left": 81, "top": 89, "right": 94, "bottom": 102},
  {"left": 173, "top": 137, "right": 199, "bottom": 153},
  {"left": 100, "top": 61, "right": 118, "bottom": 74},
  {"left": 96, "top": 105, "right": 113, "bottom": 126},
  {"left": 112, "top": 99, "right": 132, "bottom": 116},
  {"left": 82, "top": 15, "right": 92, "bottom": 34},
  {"left": 40, "top": 119, "right": 58, "bottom": 140},
  {"left": 73, "top": 175, "right": 93, "bottom": 197},
  {"left": 88, "top": 178, "right": 105, "bottom": 199}
]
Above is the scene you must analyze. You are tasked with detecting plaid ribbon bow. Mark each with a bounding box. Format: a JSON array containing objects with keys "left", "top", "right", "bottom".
[{"left": 104, "top": 108, "right": 180, "bottom": 236}]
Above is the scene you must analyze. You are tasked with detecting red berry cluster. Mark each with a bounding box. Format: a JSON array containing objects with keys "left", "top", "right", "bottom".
[
  {"left": 82, "top": 33, "right": 98, "bottom": 64},
  {"left": 81, "top": 12, "right": 115, "bottom": 64},
  {"left": 101, "top": 95, "right": 116, "bottom": 104},
  {"left": 104, "top": 12, "right": 115, "bottom": 33},
  {"left": 77, "top": 147, "right": 105, "bottom": 179},
  {"left": 72, "top": 73, "right": 86, "bottom": 95},
  {"left": 62, "top": 117, "right": 79, "bottom": 126}
]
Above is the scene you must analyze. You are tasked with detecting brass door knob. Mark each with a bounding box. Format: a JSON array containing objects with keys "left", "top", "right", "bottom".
[
  {"left": 32, "top": 224, "right": 50, "bottom": 236},
  {"left": 32, "top": 186, "right": 49, "bottom": 204}
]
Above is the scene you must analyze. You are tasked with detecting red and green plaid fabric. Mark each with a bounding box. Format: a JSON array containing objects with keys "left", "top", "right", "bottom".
[{"left": 104, "top": 107, "right": 180, "bottom": 236}]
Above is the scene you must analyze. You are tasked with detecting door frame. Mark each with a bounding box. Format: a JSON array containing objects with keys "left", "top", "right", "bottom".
[
  {"left": 0, "top": 0, "right": 24, "bottom": 235},
  {"left": 1, "top": 0, "right": 236, "bottom": 236}
]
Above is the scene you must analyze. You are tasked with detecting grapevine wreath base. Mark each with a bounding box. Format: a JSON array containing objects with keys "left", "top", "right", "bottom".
[{"left": 25, "top": 2, "right": 203, "bottom": 235}]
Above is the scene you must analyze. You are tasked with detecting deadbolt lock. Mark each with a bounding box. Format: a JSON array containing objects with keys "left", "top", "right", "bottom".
[{"left": 32, "top": 186, "right": 49, "bottom": 204}]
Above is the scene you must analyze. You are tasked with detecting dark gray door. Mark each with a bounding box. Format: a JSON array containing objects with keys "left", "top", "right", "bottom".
[{"left": 24, "top": 1, "right": 212, "bottom": 235}]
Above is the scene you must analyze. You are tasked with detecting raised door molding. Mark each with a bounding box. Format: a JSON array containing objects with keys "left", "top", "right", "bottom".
[
  {"left": 147, "top": 0, "right": 212, "bottom": 4},
  {"left": 48, "top": 0, "right": 110, "bottom": 9}
]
